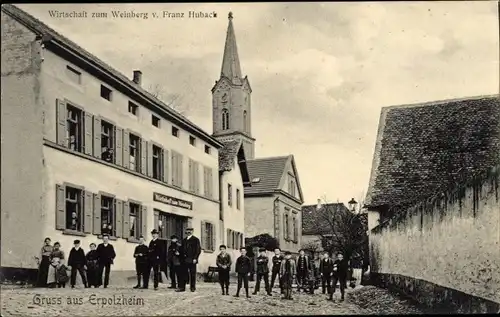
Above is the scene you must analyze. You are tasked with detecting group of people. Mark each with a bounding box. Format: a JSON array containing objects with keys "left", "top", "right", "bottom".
[
  {"left": 215, "top": 246, "right": 350, "bottom": 301},
  {"left": 35, "top": 235, "right": 116, "bottom": 288}
]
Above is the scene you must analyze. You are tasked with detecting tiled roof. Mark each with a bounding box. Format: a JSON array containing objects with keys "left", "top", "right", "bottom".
[
  {"left": 1, "top": 4, "right": 221, "bottom": 148},
  {"left": 365, "top": 95, "right": 500, "bottom": 209},
  {"left": 301, "top": 203, "right": 350, "bottom": 235},
  {"left": 218, "top": 139, "right": 242, "bottom": 172},
  {"left": 244, "top": 156, "right": 290, "bottom": 195}
]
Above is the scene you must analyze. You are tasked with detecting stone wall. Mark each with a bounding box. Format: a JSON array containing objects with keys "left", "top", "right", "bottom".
[{"left": 370, "top": 166, "right": 500, "bottom": 313}]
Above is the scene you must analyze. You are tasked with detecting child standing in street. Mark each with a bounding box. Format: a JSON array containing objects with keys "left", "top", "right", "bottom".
[
  {"left": 216, "top": 245, "right": 232, "bottom": 295},
  {"left": 280, "top": 251, "right": 296, "bottom": 300},
  {"left": 234, "top": 247, "right": 252, "bottom": 298},
  {"left": 253, "top": 248, "right": 272, "bottom": 296}
]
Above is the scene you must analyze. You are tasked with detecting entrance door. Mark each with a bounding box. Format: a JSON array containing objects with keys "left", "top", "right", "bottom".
[{"left": 157, "top": 210, "right": 188, "bottom": 244}]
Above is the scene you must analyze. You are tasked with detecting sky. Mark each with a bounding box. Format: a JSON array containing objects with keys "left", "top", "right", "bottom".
[{"left": 18, "top": 2, "right": 499, "bottom": 206}]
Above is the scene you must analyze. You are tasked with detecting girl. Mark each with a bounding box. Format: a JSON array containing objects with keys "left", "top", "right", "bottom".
[
  {"left": 47, "top": 242, "right": 65, "bottom": 288},
  {"left": 35, "top": 238, "right": 53, "bottom": 287}
]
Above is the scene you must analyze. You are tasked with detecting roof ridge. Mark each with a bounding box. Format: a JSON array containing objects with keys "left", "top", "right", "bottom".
[
  {"left": 248, "top": 155, "right": 290, "bottom": 161},
  {"left": 382, "top": 94, "right": 499, "bottom": 111}
]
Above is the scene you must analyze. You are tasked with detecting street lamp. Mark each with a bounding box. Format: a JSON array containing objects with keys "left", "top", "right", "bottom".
[{"left": 348, "top": 198, "right": 358, "bottom": 212}]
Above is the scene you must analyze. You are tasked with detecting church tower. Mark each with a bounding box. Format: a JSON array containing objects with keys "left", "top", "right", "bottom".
[{"left": 212, "top": 12, "right": 255, "bottom": 160}]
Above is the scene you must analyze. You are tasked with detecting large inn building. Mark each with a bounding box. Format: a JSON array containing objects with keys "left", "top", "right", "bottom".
[{"left": 1, "top": 5, "right": 249, "bottom": 278}]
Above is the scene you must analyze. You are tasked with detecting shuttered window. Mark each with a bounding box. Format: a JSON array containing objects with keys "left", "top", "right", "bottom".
[
  {"left": 124, "top": 201, "right": 146, "bottom": 240},
  {"left": 56, "top": 99, "right": 92, "bottom": 155},
  {"left": 55, "top": 183, "right": 92, "bottom": 233},
  {"left": 203, "top": 166, "right": 213, "bottom": 198}
]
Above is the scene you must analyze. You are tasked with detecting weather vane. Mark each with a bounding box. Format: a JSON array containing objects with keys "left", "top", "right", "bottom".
[{"left": 228, "top": 12, "right": 233, "bottom": 20}]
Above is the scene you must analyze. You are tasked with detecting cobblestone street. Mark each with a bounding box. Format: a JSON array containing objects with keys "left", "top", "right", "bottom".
[{"left": 0, "top": 282, "right": 427, "bottom": 316}]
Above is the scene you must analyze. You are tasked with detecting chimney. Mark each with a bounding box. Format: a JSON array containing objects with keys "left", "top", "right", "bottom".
[{"left": 132, "top": 70, "right": 142, "bottom": 85}]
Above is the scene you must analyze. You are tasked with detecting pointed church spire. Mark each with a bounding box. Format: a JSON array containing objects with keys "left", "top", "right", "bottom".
[{"left": 221, "top": 12, "right": 243, "bottom": 83}]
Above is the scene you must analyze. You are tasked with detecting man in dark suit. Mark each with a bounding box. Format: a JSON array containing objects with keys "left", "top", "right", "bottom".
[
  {"left": 147, "top": 229, "right": 164, "bottom": 290},
  {"left": 96, "top": 234, "right": 116, "bottom": 288},
  {"left": 177, "top": 227, "right": 201, "bottom": 292}
]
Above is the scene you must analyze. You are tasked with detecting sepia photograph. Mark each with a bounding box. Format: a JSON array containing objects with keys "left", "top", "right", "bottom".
[{"left": 1, "top": 1, "right": 499, "bottom": 316}]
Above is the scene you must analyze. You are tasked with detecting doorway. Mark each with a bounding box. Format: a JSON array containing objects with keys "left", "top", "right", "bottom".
[{"left": 156, "top": 209, "right": 189, "bottom": 244}]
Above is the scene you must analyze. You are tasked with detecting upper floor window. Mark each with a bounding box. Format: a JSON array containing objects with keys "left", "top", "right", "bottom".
[
  {"left": 152, "top": 114, "right": 161, "bottom": 128},
  {"left": 129, "top": 133, "right": 141, "bottom": 172},
  {"left": 66, "top": 105, "right": 83, "bottom": 152},
  {"left": 204, "top": 145, "right": 211, "bottom": 154},
  {"left": 100, "top": 85, "right": 112, "bottom": 101},
  {"left": 128, "top": 102, "right": 138, "bottom": 116},
  {"left": 243, "top": 110, "right": 248, "bottom": 132},
  {"left": 189, "top": 136, "right": 196, "bottom": 146},
  {"left": 222, "top": 108, "right": 230, "bottom": 130},
  {"left": 172, "top": 126, "right": 179, "bottom": 137},
  {"left": 101, "top": 121, "right": 115, "bottom": 163},
  {"left": 66, "top": 66, "right": 81, "bottom": 85},
  {"left": 289, "top": 179, "right": 296, "bottom": 197},
  {"left": 228, "top": 183, "right": 233, "bottom": 206},
  {"left": 152, "top": 145, "right": 163, "bottom": 180},
  {"left": 236, "top": 189, "right": 241, "bottom": 210}
]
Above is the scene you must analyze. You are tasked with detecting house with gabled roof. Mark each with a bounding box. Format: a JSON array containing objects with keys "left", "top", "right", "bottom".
[
  {"left": 211, "top": 13, "right": 305, "bottom": 253},
  {"left": 365, "top": 95, "right": 500, "bottom": 227},
  {"left": 217, "top": 139, "right": 251, "bottom": 256}
]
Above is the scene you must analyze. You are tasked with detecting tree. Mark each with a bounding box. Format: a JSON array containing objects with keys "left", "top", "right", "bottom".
[
  {"left": 314, "top": 198, "right": 369, "bottom": 263},
  {"left": 245, "top": 233, "right": 280, "bottom": 252},
  {"left": 147, "top": 83, "right": 188, "bottom": 116}
]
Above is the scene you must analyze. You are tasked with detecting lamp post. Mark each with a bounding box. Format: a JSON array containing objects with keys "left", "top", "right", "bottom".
[{"left": 348, "top": 198, "right": 358, "bottom": 213}]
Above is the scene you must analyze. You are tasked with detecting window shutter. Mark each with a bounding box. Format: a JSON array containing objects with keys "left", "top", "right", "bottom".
[
  {"left": 55, "top": 184, "right": 65, "bottom": 230},
  {"left": 178, "top": 154, "right": 184, "bottom": 188},
  {"left": 210, "top": 223, "right": 216, "bottom": 251},
  {"left": 56, "top": 99, "right": 67, "bottom": 146},
  {"left": 163, "top": 149, "right": 169, "bottom": 183},
  {"left": 226, "top": 229, "right": 230, "bottom": 248},
  {"left": 140, "top": 139, "right": 147, "bottom": 175},
  {"left": 154, "top": 210, "right": 159, "bottom": 233},
  {"left": 123, "top": 130, "right": 130, "bottom": 169},
  {"left": 84, "top": 112, "right": 93, "bottom": 155},
  {"left": 233, "top": 231, "right": 237, "bottom": 249},
  {"left": 188, "top": 159, "right": 193, "bottom": 191},
  {"left": 93, "top": 117, "right": 101, "bottom": 159},
  {"left": 141, "top": 206, "right": 148, "bottom": 237},
  {"left": 115, "top": 199, "right": 123, "bottom": 238},
  {"left": 115, "top": 126, "right": 123, "bottom": 166},
  {"left": 93, "top": 193, "right": 101, "bottom": 235},
  {"left": 200, "top": 221, "right": 206, "bottom": 250},
  {"left": 147, "top": 141, "right": 153, "bottom": 177},
  {"left": 83, "top": 190, "right": 93, "bottom": 233},
  {"left": 207, "top": 168, "right": 213, "bottom": 198},
  {"left": 194, "top": 162, "right": 200, "bottom": 194},
  {"left": 171, "top": 152, "right": 176, "bottom": 184},
  {"left": 123, "top": 201, "right": 130, "bottom": 239}
]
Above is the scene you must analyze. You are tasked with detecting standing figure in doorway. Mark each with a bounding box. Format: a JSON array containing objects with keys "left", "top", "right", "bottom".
[
  {"left": 178, "top": 227, "right": 201, "bottom": 292},
  {"left": 147, "top": 229, "right": 164, "bottom": 290},
  {"left": 96, "top": 234, "right": 116, "bottom": 288},
  {"left": 216, "top": 245, "right": 232, "bottom": 295},
  {"left": 253, "top": 248, "right": 272, "bottom": 296},
  {"left": 133, "top": 235, "right": 149, "bottom": 289}
]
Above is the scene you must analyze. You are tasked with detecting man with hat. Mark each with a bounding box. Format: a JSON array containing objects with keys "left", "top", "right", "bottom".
[
  {"left": 177, "top": 227, "right": 201, "bottom": 292},
  {"left": 67, "top": 239, "right": 88, "bottom": 288},
  {"left": 133, "top": 235, "right": 149, "bottom": 289},
  {"left": 253, "top": 247, "right": 272, "bottom": 296},
  {"left": 147, "top": 229, "right": 164, "bottom": 290},
  {"left": 167, "top": 234, "right": 183, "bottom": 289}
]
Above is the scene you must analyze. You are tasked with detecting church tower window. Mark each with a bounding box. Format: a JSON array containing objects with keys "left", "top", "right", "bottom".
[
  {"left": 222, "top": 108, "right": 230, "bottom": 130},
  {"left": 243, "top": 110, "right": 248, "bottom": 132}
]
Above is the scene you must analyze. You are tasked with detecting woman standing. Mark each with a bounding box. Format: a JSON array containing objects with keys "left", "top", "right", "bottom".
[
  {"left": 47, "top": 242, "right": 65, "bottom": 288},
  {"left": 35, "top": 238, "right": 53, "bottom": 287}
]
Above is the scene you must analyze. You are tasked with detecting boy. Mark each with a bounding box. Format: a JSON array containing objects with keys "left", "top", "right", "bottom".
[
  {"left": 85, "top": 243, "right": 99, "bottom": 288},
  {"left": 147, "top": 229, "right": 164, "bottom": 290},
  {"left": 96, "top": 234, "right": 116, "bottom": 288},
  {"left": 234, "top": 247, "right": 252, "bottom": 298},
  {"left": 67, "top": 239, "right": 88, "bottom": 288},
  {"left": 280, "top": 251, "right": 296, "bottom": 300},
  {"left": 319, "top": 251, "right": 334, "bottom": 295},
  {"left": 133, "top": 235, "right": 149, "bottom": 289},
  {"left": 54, "top": 259, "right": 69, "bottom": 288},
  {"left": 167, "top": 235, "right": 184, "bottom": 290},
  {"left": 253, "top": 248, "right": 272, "bottom": 296},
  {"left": 296, "top": 249, "right": 311, "bottom": 293},
  {"left": 330, "top": 252, "right": 349, "bottom": 301},
  {"left": 216, "top": 245, "right": 232, "bottom": 295},
  {"left": 270, "top": 248, "right": 284, "bottom": 293}
]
